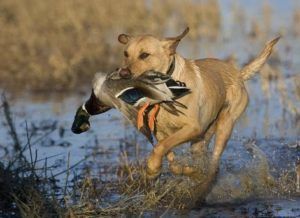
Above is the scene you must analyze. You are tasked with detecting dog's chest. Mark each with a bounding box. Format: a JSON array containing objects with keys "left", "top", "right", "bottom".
[{"left": 153, "top": 107, "right": 186, "bottom": 140}]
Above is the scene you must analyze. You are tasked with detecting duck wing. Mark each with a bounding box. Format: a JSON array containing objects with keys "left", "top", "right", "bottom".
[
  {"left": 139, "top": 74, "right": 190, "bottom": 111},
  {"left": 115, "top": 87, "right": 145, "bottom": 106},
  {"left": 119, "top": 102, "right": 153, "bottom": 143},
  {"left": 102, "top": 82, "right": 153, "bottom": 143},
  {"left": 138, "top": 70, "right": 171, "bottom": 84},
  {"left": 161, "top": 103, "right": 184, "bottom": 116},
  {"left": 131, "top": 72, "right": 190, "bottom": 110},
  {"left": 110, "top": 70, "right": 189, "bottom": 105},
  {"left": 166, "top": 79, "right": 191, "bottom": 99},
  {"left": 138, "top": 70, "right": 191, "bottom": 99},
  {"left": 134, "top": 82, "right": 174, "bottom": 102}
]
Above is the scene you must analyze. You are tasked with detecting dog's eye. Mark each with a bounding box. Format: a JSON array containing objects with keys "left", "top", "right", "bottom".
[
  {"left": 124, "top": 51, "right": 129, "bottom": 58},
  {"left": 139, "top": 52, "right": 150, "bottom": 60}
]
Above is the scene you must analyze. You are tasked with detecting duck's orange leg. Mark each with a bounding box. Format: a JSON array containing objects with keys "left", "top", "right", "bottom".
[
  {"left": 137, "top": 102, "right": 150, "bottom": 130},
  {"left": 148, "top": 104, "right": 160, "bottom": 132}
]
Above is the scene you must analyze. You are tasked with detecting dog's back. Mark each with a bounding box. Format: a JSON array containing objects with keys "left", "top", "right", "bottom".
[
  {"left": 194, "top": 36, "right": 280, "bottom": 100},
  {"left": 196, "top": 58, "right": 242, "bottom": 89}
]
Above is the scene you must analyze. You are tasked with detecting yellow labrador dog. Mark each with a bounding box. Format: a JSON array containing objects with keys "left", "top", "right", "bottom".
[{"left": 117, "top": 27, "right": 279, "bottom": 181}]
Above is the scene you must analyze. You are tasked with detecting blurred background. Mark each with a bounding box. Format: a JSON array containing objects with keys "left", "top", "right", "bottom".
[
  {"left": 0, "top": 0, "right": 299, "bottom": 91},
  {"left": 0, "top": 0, "right": 299, "bottom": 216},
  {"left": 1, "top": 0, "right": 298, "bottom": 138},
  {"left": 0, "top": 0, "right": 299, "bottom": 186}
]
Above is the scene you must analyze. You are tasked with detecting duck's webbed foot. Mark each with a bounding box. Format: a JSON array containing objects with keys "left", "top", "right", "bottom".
[
  {"left": 148, "top": 104, "right": 160, "bottom": 132},
  {"left": 137, "top": 102, "right": 150, "bottom": 130}
]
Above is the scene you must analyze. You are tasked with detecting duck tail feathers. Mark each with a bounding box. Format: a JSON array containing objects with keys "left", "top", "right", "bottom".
[
  {"left": 162, "top": 103, "right": 185, "bottom": 116},
  {"left": 170, "top": 86, "right": 191, "bottom": 98},
  {"left": 173, "top": 100, "right": 187, "bottom": 109}
]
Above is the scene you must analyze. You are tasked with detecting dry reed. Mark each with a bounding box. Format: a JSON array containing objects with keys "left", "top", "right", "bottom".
[{"left": 0, "top": 0, "right": 220, "bottom": 91}]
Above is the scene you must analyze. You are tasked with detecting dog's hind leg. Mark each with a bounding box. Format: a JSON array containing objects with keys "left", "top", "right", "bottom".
[
  {"left": 210, "top": 110, "right": 235, "bottom": 172},
  {"left": 194, "top": 87, "right": 249, "bottom": 200},
  {"left": 211, "top": 87, "right": 248, "bottom": 168},
  {"left": 191, "top": 122, "right": 216, "bottom": 155}
]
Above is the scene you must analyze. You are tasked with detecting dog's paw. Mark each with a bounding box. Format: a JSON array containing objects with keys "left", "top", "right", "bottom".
[
  {"left": 146, "top": 168, "right": 161, "bottom": 180},
  {"left": 167, "top": 152, "right": 185, "bottom": 175},
  {"left": 168, "top": 162, "right": 183, "bottom": 175},
  {"left": 146, "top": 153, "right": 162, "bottom": 179},
  {"left": 167, "top": 151, "right": 201, "bottom": 177}
]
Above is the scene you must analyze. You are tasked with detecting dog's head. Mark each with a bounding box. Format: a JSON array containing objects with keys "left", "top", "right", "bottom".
[{"left": 118, "top": 27, "right": 189, "bottom": 77}]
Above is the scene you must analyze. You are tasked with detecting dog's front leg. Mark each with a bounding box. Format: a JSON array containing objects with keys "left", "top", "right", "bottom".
[
  {"left": 166, "top": 122, "right": 217, "bottom": 177},
  {"left": 147, "top": 124, "right": 201, "bottom": 179}
]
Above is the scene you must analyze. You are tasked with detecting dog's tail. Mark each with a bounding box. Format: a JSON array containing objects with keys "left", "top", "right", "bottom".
[{"left": 240, "top": 36, "right": 280, "bottom": 81}]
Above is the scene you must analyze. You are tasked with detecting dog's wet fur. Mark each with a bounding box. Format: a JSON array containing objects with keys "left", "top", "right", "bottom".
[
  {"left": 117, "top": 27, "right": 279, "bottom": 186},
  {"left": 78, "top": 27, "right": 279, "bottom": 200}
]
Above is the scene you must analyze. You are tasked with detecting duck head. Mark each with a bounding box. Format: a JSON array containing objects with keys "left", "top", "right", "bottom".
[{"left": 71, "top": 91, "right": 111, "bottom": 134}]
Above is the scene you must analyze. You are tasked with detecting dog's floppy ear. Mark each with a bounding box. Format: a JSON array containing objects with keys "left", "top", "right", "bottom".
[
  {"left": 162, "top": 27, "right": 189, "bottom": 55},
  {"left": 118, "top": 34, "right": 131, "bottom": 44}
]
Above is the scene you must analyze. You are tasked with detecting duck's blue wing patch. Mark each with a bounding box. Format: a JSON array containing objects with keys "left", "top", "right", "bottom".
[{"left": 117, "top": 88, "right": 144, "bottom": 105}]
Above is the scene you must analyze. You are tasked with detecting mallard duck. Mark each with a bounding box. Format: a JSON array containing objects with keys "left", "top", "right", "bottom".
[
  {"left": 103, "top": 69, "right": 190, "bottom": 130},
  {"left": 71, "top": 69, "right": 190, "bottom": 140}
]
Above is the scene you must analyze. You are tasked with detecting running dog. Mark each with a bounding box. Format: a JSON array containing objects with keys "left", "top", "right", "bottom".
[
  {"left": 116, "top": 27, "right": 279, "bottom": 180},
  {"left": 73, "top": 28, "right": 279, "bottom": 188}
]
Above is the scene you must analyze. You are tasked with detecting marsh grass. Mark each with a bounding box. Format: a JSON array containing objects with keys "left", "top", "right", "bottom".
[
  {"left": 66, "top": 146, "right": 299, "bottom": 217},
  {"left": 0, "top": 134, "right": 298, "bottom": 217},
  {"left": 0, "top": 94, "right": 299, "bottom": 217},
  {"left": 0, "top": 96, "right": 201, "bottom": 217},
  {"left": 0, "top": 0, "right": 220, "bottom": 92},
  {"left": 0, "top": 95, "right": 62, "bottom": 217}
]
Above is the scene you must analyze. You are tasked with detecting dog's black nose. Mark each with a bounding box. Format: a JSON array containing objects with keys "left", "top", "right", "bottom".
[{"left": 119, "top": 68, "right": 131, "bottom": 78}]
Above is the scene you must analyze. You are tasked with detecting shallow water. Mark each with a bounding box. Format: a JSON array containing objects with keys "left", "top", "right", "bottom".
[
  {"left": 1, "top": 0, "right": 300, "bottom": 216},
  {"left": 1, "top": 57, "right": 298, "bottom": 216}
]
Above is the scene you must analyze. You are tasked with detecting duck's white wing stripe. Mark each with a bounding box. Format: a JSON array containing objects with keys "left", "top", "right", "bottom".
[
  {"left": 115, "top": 87, "right": 135, "bottom": 98},
  {"left": 133, "top": 97, "right": 147, "bottom": 107},
  {"left": 168, "top": 86, "right": 189, "bottom": 89}
]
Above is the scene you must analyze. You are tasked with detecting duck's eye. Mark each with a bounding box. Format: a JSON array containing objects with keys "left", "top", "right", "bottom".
[
  {"left": 124, "top": 51, "right": 129, "bottom": 57},
  {"left": 139, "top": 52, "right": 150, "bottom": 60}
]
